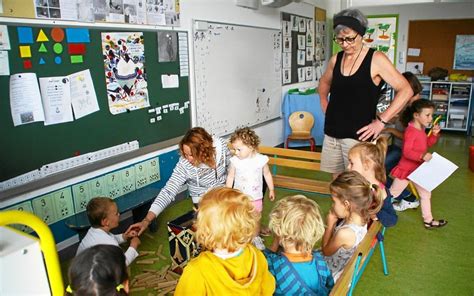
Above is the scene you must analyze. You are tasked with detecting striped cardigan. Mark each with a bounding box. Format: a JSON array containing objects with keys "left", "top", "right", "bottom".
[{"left": 149, "top": 137, "right": 231, "bottom": 216}]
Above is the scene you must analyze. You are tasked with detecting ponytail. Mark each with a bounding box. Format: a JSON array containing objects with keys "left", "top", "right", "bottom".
[
  {"left": 367, "top": 183, "right": 383, "bottom": 220},
  {"left": 401, "top": 99, "right": 435, "bottom": 127},
  {"left": 349, "top": 137, "right": 388, "bottom": 184}
]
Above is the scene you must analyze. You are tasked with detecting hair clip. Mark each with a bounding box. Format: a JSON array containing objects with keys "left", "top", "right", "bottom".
[
  {"left": 66, "top": 285, "right": 73, "bottom": 293},
  {"left": 116, "top": 284, "right": 125, "bottom": 292}
]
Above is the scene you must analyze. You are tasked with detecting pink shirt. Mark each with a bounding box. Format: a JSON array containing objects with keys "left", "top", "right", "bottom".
[{"left": 391, "top": 123, "right": 439, "bottom": 179}]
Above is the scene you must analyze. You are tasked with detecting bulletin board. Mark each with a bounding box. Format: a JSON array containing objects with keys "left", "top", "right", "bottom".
[
  {"left": 0, "top": 24, "right": 191, "bottom": 183},
  {"left": 407, "top": 19, "right": 474, "bottom": 76},
  {"left": 281, "top": 12, "right": 315, "bottom": 85},
  {"left": 193, "top": 21, "right": 282, "bottom": 136}
]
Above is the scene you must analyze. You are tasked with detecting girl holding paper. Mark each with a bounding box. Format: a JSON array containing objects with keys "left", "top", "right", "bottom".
[{"left": 389, "top": 99, "right": 447, "bottom": 229}]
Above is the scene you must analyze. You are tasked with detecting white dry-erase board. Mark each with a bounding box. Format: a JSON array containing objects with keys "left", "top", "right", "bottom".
[{"left": 193, "top": 21, "right": 282, "bottom": 135}]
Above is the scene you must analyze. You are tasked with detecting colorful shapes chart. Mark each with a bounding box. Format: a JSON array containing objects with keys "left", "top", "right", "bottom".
[
  {"left": 39, "top": 43, "right": 48, "bottom": 53},
  {"left": 37, "top": 29, "right": 49, "bottom": 42},
  {"left": 51, "top": 27, "right": 65, "bottom": 42},
  {"left": 16, "top": 27, "right": 90, "bottom": 68},
  {"left": 17, "top": 27, "right": 34, "bottom": 44},
  {"left": 65, "top": 28, "right": 90, "bottom": 43},
  {"left": 23, "top": 60, "right": 33, "bottom": 69},
  {"left": 53, "top": 43, "right": 63, "bottom": 54},
  {"left": 68, "top": 43, "right": 86, "bottom": 55},
  {"left": 70, "top": 55, "right": 83, "bottom": 64},
  {"left": 19, "top": 45, "right": 32, "bottom": 58}
]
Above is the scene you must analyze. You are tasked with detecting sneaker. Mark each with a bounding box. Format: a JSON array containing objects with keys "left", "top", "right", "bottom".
[
  {"left": 252, "top": 236, "right": 266, "bottom": 250},
  {"left": 393, "top": 199, "right": 420, "bottom": 212}
]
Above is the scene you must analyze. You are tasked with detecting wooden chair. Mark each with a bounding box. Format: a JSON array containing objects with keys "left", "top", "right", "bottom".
[{"left": 285, "top": 111, "right": 316, "bottom": 151}]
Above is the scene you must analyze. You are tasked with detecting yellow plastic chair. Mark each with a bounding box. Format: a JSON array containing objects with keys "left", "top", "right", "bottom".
[
  {"left": 286, "top": 111, "right": 316, "bottom": 151},
  {"left": 0, "top": 210, "right": 64, "bottom": 295}
]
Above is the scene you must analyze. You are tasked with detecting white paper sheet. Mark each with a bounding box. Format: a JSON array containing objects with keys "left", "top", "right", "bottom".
[
  {"left": 408, "top": 152, "right": 458, "bottom": 192},
  {"left": 39, "top": 76, "right": 74, "bottom": 125},
  {"left": 161, "top": 74, "right": 179, "bottom": 88},
  {"left": 407, "top": 48, "right": 421, "bottom": 57},
  {"left": 69, "top": 69, "right": 100, "bottom": 119},
  {"left": 0, "top": 25, "right": 11, "bottom": 50},
  {"left": 0, "top": 51, "right": 9, "bottom": 75},
  {"left": 10, "top": 73, "right": 45, "bottom": 126}
]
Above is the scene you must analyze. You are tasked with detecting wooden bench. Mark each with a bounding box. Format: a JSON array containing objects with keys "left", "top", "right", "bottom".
[
  {"left": 258, "top": 146, "right": 330, "bottom": 195},
  {"left": 330, "top": 221, "right": 389, "bottom": 296}
]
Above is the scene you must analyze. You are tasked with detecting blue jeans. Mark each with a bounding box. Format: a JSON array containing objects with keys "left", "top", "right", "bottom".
[{"left": 385, "top": 145, "right": 413, "bottom": 201}]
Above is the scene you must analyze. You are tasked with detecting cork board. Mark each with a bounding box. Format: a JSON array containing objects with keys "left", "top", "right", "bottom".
[{"left": 407, "top": 19, "right": 474, "bottom": 76}]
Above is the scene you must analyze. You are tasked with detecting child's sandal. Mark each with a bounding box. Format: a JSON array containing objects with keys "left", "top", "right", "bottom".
[{"left": 424, "top": 219, "right": 448, "bottom": 229}]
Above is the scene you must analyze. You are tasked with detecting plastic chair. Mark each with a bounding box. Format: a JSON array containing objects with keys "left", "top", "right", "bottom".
[{"left": 285, "top": 111, "right": 315, "bottom": 151}]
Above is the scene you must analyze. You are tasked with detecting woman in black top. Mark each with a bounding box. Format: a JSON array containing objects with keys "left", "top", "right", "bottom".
[{"left": 318, "top": 8, "right": 413, "bottom": 178}]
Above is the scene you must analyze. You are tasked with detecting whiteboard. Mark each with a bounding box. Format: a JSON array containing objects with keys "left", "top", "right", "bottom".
[{"left": 193, "top": 21, "right": 282, "bottom": 136}]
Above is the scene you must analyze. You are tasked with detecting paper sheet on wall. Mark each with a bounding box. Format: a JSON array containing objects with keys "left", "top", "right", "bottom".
[
  {"left": 0, "top": 51, "right": 9, "bottom": 75},
  {"left": 39, "top": 76, "right": 74, "bottom": 125},
  {"left": 9, "top": 73, "right": 45, "bottom": 126},
  {"left": 407, "top": 152, "right": 458, "bottom": 192},
  {"left": 161, "top": 74, "right": 179, "bottom": 88},
  {"left": 0, "top": 25, "right": 11, "bottom": 50},
  {"left": 69, "top": 69, "right": 99, "bottom": 119}
]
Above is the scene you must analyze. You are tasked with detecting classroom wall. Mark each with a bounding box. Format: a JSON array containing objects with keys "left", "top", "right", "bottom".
[
  {"left": 0, "top": 0, "right": 331, "bottom": 249},
  {"left": 179, "top": 0, "right": 328, "bottom": 146},
  {"left": 355, "top": 2, "right": 474, "bottom": 74}
]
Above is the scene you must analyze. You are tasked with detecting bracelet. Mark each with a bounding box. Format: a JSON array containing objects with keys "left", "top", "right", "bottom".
[
  {"left": 376, "top": 115, "right": 388, "bottom": 125},
  {"left": 143, "top": 218, "right": 151, "bottom": 224}
]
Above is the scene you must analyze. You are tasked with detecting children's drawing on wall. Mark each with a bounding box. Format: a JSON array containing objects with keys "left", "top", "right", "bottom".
[
  {"left": 157, "top": 31, "right": 177, "bottom": 62},
  {"left": 282, "top": 21, "right": 290, "bottom": 37},
  {"left": 363, "top": 15, "right": 398, "bottom": 64},
  {"left": 102, "top": 32, "right": 149, "bottom": 115},
  {"left": 282, "top": 52, "right": 291, "bottom": 68},
  {"left": 35, "top": 0, "right": 61, "bottom": 19},
  {"left": 291, "top": 16, "right": 298, "bottom": 31},
  {"left": 297, "top": 67, "right": 304, "bottom": 82},
  {"left": 406, "top": 62, "right": 424, "bottom": 75},
  {"left": 283, "top": 37, "right": 291, "bottom": 53},
  {"left": 146, "top": 0, "right": 180, "bottom": 26},
  {"left": 297, "top": 35, "right": 305, "bottom": 50},
  {"left": 305, "top": 66, "right": 313, "bottom": 81},
  {"left": 298, "top": 18, "right": 306, "bottom": 33},
  {"left": 453, "top": 35, "right": 474, "bottom": 70},
  {"left": 283, "top": 69, "right": 291, "bottom": 84},
  {"left": 297, "top": 49, "right": 305, "bottom": 66},
  {"left": 78, "top": 0, "right": 94, "bottom": 22},
  {"left": 306, "top": 47, "right": 314, "bottom": 61}
]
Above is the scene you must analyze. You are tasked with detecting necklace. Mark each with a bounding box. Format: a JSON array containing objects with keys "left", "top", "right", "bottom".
[{"left": 342, "top": 46, "right": 363, "bottom": 76}]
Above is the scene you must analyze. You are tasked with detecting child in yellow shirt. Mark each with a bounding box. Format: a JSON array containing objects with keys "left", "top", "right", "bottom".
[{"left": 175, "top": 187, "right": 275, "bottom": 295}]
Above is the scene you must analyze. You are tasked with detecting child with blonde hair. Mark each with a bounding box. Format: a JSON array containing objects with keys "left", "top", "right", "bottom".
[
  {"left": 348, "top": 137, "right": 398, "bottom": 227},
  {"left": 264, "top": 195, "right": 334, "bottom": 295},
  {"left": 76, "top": 197, "right": 140, "bottom": 266},
  {"left": 322, "top": 171, "right": 383, "bottom": 281},
  {"left": 175, "top": 187, "right": 275, "bottom": 295},
  {"left": 389, "top": 99, "right": 446, "bottom": 229},
  {"left": 226, "top": 127, "right": 275, "bottom": 249}
]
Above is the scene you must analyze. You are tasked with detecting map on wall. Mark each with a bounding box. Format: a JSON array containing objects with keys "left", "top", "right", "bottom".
[{"left": 363, "top": 15, "right": 398, "bottom": 64}]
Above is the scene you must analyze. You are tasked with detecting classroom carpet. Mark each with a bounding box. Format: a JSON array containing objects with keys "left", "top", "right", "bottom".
[{"left": 60, "top": 133, "right": 474, "bottom": 296}]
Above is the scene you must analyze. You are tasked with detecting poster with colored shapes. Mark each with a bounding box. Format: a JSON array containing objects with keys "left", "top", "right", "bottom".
[
  {"left": 363, "top": 15, "right": 398, "bottom": 64},
  {"left": 102, "top": 32, "right": 149, "bottom": 115}
]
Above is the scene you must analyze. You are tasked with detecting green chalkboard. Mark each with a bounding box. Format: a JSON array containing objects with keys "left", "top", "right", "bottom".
[{"left": 0, "top": 24, "right": 190, "bottom": 182}]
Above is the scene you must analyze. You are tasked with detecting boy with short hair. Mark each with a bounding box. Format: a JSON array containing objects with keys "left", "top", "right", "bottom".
[{"left": 76, "top": 197, "right": 140, "bottom": 266}]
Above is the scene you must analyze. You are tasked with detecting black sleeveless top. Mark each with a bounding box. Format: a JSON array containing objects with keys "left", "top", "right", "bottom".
[{"left": 324, "top": 48, "right": 382, "bottom": 140}]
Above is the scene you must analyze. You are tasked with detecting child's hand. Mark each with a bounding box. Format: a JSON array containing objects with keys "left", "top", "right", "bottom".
[
  {"left": 123, "top": 227, "right": 139, "bottom": 239},
  {"left": 431, "top": 124, "right": 441, "bottom": 136},
  {"left": 423, "top": 152, "right": 433, "bottom": 162},
  {"left": 130, "top": 237, "right": 141, "bottom": 250},
  {"left": 327, "top": 208, "right": 338, "bottom": 226},
  {"left": 268, "top": 189, "right": 275, "bottom": 201}
]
